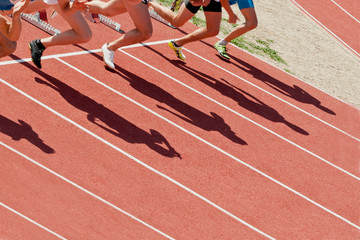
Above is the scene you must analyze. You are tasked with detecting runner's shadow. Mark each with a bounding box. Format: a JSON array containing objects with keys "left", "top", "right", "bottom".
[
  {"left": 9, "top": 55, "right": 181, "bottom": 158},
  {"left": 72, "top": 46, "right": 247, "bottom": 145},
  {"left": 229, "top": 54, "right": 336, "bottom": 115},
  {"left": 0, "top": 115, "right": 55, "bottom": 153},
  {"left": 198, "top": 41, "right": 335, "bottom": 115},
  {"left": 113, "top": 66, "right": 247, "bottom": 145},
  {"left": 146, "top": 46, "right": 309, "bottom": 135}
]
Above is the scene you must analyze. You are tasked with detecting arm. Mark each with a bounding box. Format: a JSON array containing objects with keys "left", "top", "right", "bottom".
[
  {"left": 2, "top": 0, "right": 30, "bottom": 41},
  {"left": 219, "top": 0, "right": 237, "bottom": 23}
]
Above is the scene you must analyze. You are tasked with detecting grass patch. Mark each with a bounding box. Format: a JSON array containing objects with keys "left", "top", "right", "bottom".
[
  {"left": 230, "top": 37, "right": 287, "bottom": 65},
  {"left": 191, "top": 15, "right": 207, "bottom": 27}
]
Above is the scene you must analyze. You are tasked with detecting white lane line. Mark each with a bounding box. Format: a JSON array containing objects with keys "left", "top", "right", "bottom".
[
  {"left": 289, "top": 0, "right": 360, "bottom": 58},
  {"left": 0, "top": 39, "right": 173, "bottom": 66},
  {"left": 331, "top": 0, "right": 360, "bottom": 24},
  {"left": 55, "top": 59, "right": 360, "bottom": 230},
  {"left": 0, "top": 142, "right": 175, "bottom": 240},
  {"left": 118, "top": 50, "right": 360, "bottom": 182},
  {"left": 0, "top": 202, "right": 67, "bottom": 239},
  {"left": 0, "top": 78, "right": 275, "bottom": 240},
  {"left": 183, "top": 46, "right": 360, "bottom": 142}
]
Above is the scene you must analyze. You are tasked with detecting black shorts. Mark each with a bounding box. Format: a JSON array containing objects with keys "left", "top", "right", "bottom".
[{"left": 185, "top": 0, "right": 222, "bottom": 14}]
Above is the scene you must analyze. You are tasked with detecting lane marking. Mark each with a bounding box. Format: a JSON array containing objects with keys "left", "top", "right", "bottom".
[
  {"left": 0, "top": 39, "right": 173, "bottom": 66},
  {"left": 0, "top": 78, "right": 275, "bottom": 240},
  {"left": 0, "top": 202, "right": 67, "bottom": 239},
  {"left": 119, "top": 49, "right": 360, "bottom": 181},
  {"left": 0, "top": 142, "right": 175, "bottom": 240},
  {"left": 183, "top": 46, "right": 360, "bottom": 142},
  {"left": 54, "top": 60, "right": 360, "bottom": 230},
  {"left": 289, "top": 0, "right": 360, "bottom": 58},
  {"left": 331, "top": 0, "right": 360, "bottom": 24}
]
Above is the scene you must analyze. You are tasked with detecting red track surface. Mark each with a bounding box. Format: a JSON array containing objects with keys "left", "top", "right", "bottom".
[
  {"left": 1, "top": 7, "right": 359, "bottom": 240},
  {"left": 290, "top": 0, "right": 360, "bottom": 58}
]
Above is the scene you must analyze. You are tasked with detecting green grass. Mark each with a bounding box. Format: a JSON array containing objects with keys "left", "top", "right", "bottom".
[{"left": 229, "top": 37, "right": 286, "bottom": 64}]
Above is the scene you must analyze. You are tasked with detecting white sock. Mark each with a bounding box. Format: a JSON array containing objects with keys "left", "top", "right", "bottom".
[{"left": 218, "top": 39, "right": 228, "bottom": 46}]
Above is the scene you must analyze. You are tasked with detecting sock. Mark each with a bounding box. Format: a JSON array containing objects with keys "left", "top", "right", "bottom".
[
  {"left": 218, "top": 39, "right": 228, "bottom": 46},
  {"left": 36, "top": 39, "right": 46, "bottom": 50}
]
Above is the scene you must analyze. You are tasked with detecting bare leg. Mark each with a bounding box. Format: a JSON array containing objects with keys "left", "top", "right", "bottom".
[
  {"left": 86, "top": 0, "right": 127, "bottom": 16},
  {"left": 148, "top": 1, "right": 193, "bottom": 27},
  {"left": 107, "top": 2, "right": 152, "bottom": 51},
  {"left": 22, "top": 0, "right": 50, "bottom": 13},
  {"left": 175, "top": 10, "right": 221, "bottom": 46},
  {"left": 40, "top": 5, "right": 92, "bottom": 48},
  {"left": 224, "top": 7, "right": 257, "bottom": 42},
  {"left": 0, "top": 32, "right": 16, "bottom": 57}
]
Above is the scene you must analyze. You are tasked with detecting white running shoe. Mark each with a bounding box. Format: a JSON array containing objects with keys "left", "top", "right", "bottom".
[{"left": 101, "top": 43, "right": 115, "bottom": 69}]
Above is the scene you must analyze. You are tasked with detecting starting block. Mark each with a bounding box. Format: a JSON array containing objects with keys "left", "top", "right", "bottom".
[
  {"left": 20, "top": 12, "right": 61, "bottom": 36},
  {"left": 83, "top": 11, "right": 125, "bottom": 34},
  {"left": 149, "top": 9, "right": 176, "bottom": 29}
]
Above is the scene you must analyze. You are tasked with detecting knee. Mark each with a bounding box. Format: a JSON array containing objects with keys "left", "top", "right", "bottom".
[
  {"left": 78, "top": 29, "right": 92, "bottom": 43},
  {"left": 139, "top": 28, "right": 153, "bottom": 41},
  {"left": 246, "top": 20, "right": 258, "bottom": 30},
  {"left": 170, "top": 15, "right": 187, "bottom": 28},
  {"left": 206, "top": 27, "right": 219, "bottom": 37}
]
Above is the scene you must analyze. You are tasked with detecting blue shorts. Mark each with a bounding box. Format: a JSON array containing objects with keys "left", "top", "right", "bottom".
[
  {"left": 228, "top": 0, "right": 254, "bottom": 10},
  {"left": 0, "top": 0, "right": 16, "bottom": 10}
]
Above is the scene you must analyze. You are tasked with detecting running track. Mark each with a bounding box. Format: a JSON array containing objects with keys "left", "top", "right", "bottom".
[
  {"left": 290, "top": 0, "right": 360, "bottom": 59},
  {"left": 1, "top": 6, "right": 359, "bottom": 240}
]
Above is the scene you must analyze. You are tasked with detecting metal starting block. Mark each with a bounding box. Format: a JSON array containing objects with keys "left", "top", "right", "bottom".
[
  {"left": 83, "top": 11, "right": 125, "bottom": 34},
  {"left": 148, "top": 8, "right": 176, "bottom": 29},
  {"left": 20, "top": 12, "right": 61, "bottom": 36}
]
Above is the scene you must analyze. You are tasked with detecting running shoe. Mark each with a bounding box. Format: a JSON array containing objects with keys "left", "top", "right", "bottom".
[
  {"left": 29, "top": 39, "right": 45, "bottom": 69},
  {"left": 101, "top": 43, "right": 115, "bottom": 69},
  {"left": 214, "top": 41, "right": 230, "bottom": 61},
  {"left": 170, "top": 0, "right": 183, "bottom": 11},
  {"left": 168, "top": 40, "right": 186, "bottom": 61}
]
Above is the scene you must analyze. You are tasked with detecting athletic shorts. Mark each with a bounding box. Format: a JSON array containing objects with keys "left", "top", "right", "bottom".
[
  {"left": 228, "top": 0, "right": 254, "bottom": 10},
  {"left": 0, "top": 0, "right": 18, "bottom": 10},
  {"left": 185, "top": 0, "right": 222, "bottom": 14}
]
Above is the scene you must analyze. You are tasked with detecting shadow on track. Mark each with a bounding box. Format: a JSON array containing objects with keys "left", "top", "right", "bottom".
[
  {"left": 73, "top": 46, "right": 247, "bottom": 145},
  {"left": 0, "top": 115, "right": 55, "bottom": 153},
  {"left": 145, "top": 46, "right": 309, "bottom": 135},
  {"left": 9, "top": 54, "right": 181, "bottom": 159},
  {"left": 200, "top": 40, "right": 335, "bottom": 115}
]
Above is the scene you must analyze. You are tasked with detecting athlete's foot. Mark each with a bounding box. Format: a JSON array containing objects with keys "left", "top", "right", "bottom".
[
  {"left": 168, "top": 40, "right": 186, "bottom": 61},
  {"left": 170, "top": 0, "right": 183, "bottom": 11},
  {"left": 101, "top": 43, "right": 115, "bottom": 69},
  {"left": 214, "top": 41, "right": 230, "bottom": 61},
  {"left": 29, "top": 39, "right": 45, "bottom": 69}
]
